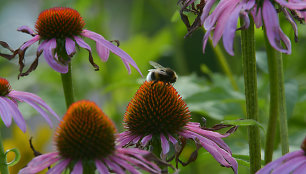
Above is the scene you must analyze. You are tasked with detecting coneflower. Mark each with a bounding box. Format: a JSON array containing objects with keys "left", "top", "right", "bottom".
[
  {"left": 119, "top": 81, "right": 238, "bottom": 173},
  {"left": 19, "top": 100, "right": 161, "bottom": 174},
  {"left": 0, "top": 77, "right": 59, "bottom": 132},
  {"left": 0, "top": 7, "right": 142, "bottom": 77}
]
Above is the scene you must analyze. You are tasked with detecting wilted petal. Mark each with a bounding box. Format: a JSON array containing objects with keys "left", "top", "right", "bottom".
[
  {"left": 0, "top": 97, "right": 12, "bottom": 127},
  {"left": 19, "top": 152, "right": 60, "bottom": 174},
  {"left": 263, "top": 0, "right": 291, "bottom": 54},
  {"left": 40, "top": 39, "right": 69, "bottom": 73},
  {"left": 81, "top": 29, "right": 143, "bottom": 76},
  {"left": 65, "top": 37, "right": 76, "bottom": 56},
  {"left": 2, "top": 97, "right": 26, "bottom": 132},
  {"left": 71, "top": 161, "right": 83, "bottom": 174},
  {"left": 17, "top": 26, "right": 35, "bottom": 36},
  {"left": 95, "top": 160, "right": 109, "bottom": 174},
  {"left": 46, "top": 159, "right": 70, "bottom": 174},
  {"left": 20, "top": 35, "right": 40, "bottom": 51}
]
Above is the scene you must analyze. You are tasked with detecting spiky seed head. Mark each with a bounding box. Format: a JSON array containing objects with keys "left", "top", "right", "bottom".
[
  {"left": 35, "top": 7, "right": 85, "bottom": 39},
  {"left": 124, "top": 81, "right": 191, "bottom": 136},
  {"left": 55, "top": 100, "right": 116, "bottom": 160}
]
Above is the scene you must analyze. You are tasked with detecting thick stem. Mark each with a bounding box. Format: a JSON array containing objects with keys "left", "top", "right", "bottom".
[
  {"left": 0, "top": 131, "right": 9, "bottom": 174},
  {"left": 61, "top": 63, "right": 75, "bottom": 108},
  {"left": 240, "top": 18, "right": 261, "bottom": 173},
  {"left": 264, "top": 32, "right": 279, "bottom": 164}
]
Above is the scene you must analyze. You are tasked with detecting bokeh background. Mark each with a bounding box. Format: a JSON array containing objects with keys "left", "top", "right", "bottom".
[{"left": 1, "top": 0, "right": 306, "bottom": 173}]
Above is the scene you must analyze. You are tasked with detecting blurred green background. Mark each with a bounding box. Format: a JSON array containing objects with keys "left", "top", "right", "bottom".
[{"left": 1, "top": 0, "right": 306, "bottom": 173}]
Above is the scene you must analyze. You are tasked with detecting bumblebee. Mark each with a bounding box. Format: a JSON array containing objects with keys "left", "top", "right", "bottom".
[{"left": 146, "top": 61, "right": 177, "bottom": 85}]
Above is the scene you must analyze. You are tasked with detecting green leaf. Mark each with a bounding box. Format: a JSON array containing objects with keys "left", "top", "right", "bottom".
[{"left": 221, "top": 119, "right": 265, "bottom": 133}]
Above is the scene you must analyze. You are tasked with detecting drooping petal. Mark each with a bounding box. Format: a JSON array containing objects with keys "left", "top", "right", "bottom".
[
  {"left": 271, "top": 156, "right": 306, "bottom": 174},
  {"left": 2, "top": 97, "right": 26, "bottom": 132},
  {"left": 9, "top": 93, "right": 53, "bottom": 127},
  {"left": 141, "top": 134, "right": 152, "bottom": 146},
  {"left": 200, "top": 0, "right": 217, "bottom": 25},
  {"left": 168, "top": 134, "right": 178, "bottom": 145},
  {"left": 275, "top": 0, "right": 306, "bottom": 10},
  {"left": 202, "top": 28, "right": 212, "bottom": 53},
  {"left": 20, "top": 35, "right": 40, "bottom": 51},
  {"left": 223, "top": 4, "right": 243, "bottom": 56},
  {"left": 256, "top": 150, "right": 304, "bottom": 174},
  {"left": 110, "top": 156, "right": 141, "bottom": 174},
  {"left": 81, "top": 29, "right": 143, "bottom": 76},
  {"left": 71, "top": 161, "right": 83, "bottom": 174},
  {"left": 160, "top": 133, "right": 170, "bottom": 154},
  {"left": 293, "top": 162, "right": 306, "bottom": 174},
  {"left": 9, "top": 91, "right": 60, "bottom": 121},
  {"left": 17, "top": 26, "right": 36, "bottom": 36},
  {"left": 104, "top": 158, "right": 125, "bottom": 174},
  {"left": 251, "top": 6, "right": 263, "bottom": 28},
  {"left": 132, "top": 135, "right": 142, "bottom": 144},
  {"left": 95, "top": 160, "right": 109, "bottom": 174},
  {"left": 19, "top": 152, "right": 60, "bottom": 174},
  {"left": 0, "top": 97, "right": 12, "bottom": 127},
  {"left": 96, "top": 40, "right": 110, "bottom": 62},
  {"left": 40, "top": 39, "right": 69, "bottom": 73},
  {"left": 65, "top": 37, "right": 76, "bottom": 56},
  {"left": 262, "top": 0, "right": 291, "bottom": 54},
  {"left": 46, "top": 159, "right": 70, "bottom": 174}
]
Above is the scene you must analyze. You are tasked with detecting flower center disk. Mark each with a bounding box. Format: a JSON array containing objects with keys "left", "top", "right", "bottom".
[
  {"left": 124, "top": 81, "right": 191, "bottom": 136},
  {"left": 0, "top": 78, "right": 11, "bottom": 96},
  {"left": 55, "top": 100, "right": 116, "bottom": 160},
  {"left": 35, "top": 7, "right": 85, "bottom": 39}
]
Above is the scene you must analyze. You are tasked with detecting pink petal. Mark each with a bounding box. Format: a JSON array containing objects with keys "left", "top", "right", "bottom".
[
  {"left": 65, "top": 37, "right": 76, "bottom": 56},
  {"left": 200, "top": 0, "right": 217, "bottom": 25},
  {"left": 40, "top": 39, "right": 69, "bottom": 73},
  {"left": 141, "top": 134, "right": 152, "bottom": 146},
  {"left": 251, "top": 7, "right": 263, "bottom": 28},
  {"left": 0, "top": 97, "right": 12, "bottom": 127},
  {"left": 223, "top": 4, "right": 243, "bottom": 56},
  {"left": 110, "top": 156, "right": 141, "bottom": 174},
  {"left": 19, "top": 152, "right": 60, "bottom": 174},
  {"left": 46, "top": 159, "right": 70, "bottom": 174},
  {"left": 168, "top": 134, "right": 178, "bottom": 145},
  {"left": 271, "top": 156, "right": 306, "bottom": 174},
  {"left": 96, "top": 39, "right": 110, "bottom": 62},
  {"left": 263, "top": 0, "right": 291, "bottom": 54},
  {"left": 160, "top": 133, "right": 170, "bottom": 154},
  {"left": 71, "top": 161, "right": 83, "bottom": 174},
  {"left": 293, "top": 162, "right": 306, "bottom": 174},
  {"left": 81, "top": 30, "right": 143, "bottom": 76},
  {"left": 275, "top": 0, "right": 306, "bottom": 9},
  {"left": 17, "top": 26, "right": 35, "bottom": 36},
  {"left": 2, "top": 97, "right": 26, "bottom": 132},
  {"left": 104, "top": 158, "right": 125, "bottom": 174},
  {"left": 95, "top": 160, "right": 109, "bottom": 174},
  {"left": 202, "top": 29, "right": 212, "bottom": 53},
  {"left": 9, "top": 91, "right": 60, "bottom": 121},
  {"left": 20, "top": 35, "right": 40, "bottom": 51}
]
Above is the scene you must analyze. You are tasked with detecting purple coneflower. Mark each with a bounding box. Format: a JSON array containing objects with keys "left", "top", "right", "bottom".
[
  {"left": 0, "top": 77, "right": 59, "bottom": 132},
  {"left": 179, "top": 0, "right": 306, "bottom": 55},
  {"left": 256, "top": 136, "right": 306, "bottom": 174},
  {"left": 19, "top": 100, "right": 161, "bottom": 174},
  {"left": 0, "top": 7, "right": 142, "bottom": 77},
  {"left": 118, "top": 81, "right": 238, "bottom": 173}
]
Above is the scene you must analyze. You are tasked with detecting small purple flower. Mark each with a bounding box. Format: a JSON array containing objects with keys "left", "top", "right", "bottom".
[
  {"left": 19, "top": 100, "right": 162, "bottom": 174},
  {"left": 256, "top": 136, "right": 306, "bottom": 174},
  {"left": 0, "top": 77, "right": 60, "bottom": 132},
  {"left": 0, "top": 7, "right": 142, "bottom": 77},
  {"left": 118, "top": 81, "right": 238, "bottom": 173}
]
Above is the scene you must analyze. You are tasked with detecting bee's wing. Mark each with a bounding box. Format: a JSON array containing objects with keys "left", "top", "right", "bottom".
[{"left": 149, "top": 61, "right": 165, "bottom": 69}]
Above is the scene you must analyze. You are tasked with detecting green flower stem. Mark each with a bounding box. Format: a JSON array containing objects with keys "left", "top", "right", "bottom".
[
  {"left": 240, "top": 18, "right": 261, "bottom": 173},
  {"left": 61, "top": 63, "right": 75, "bottom": 108},
  {"left": 209, "top": 40, "right": 239, "bottom": 91},
  {"left": 264, "top": 32, "right": 279, "bottom": 164},
  {"left": 0, "top": 130, "right": 9, "bottom": 174}
]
